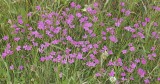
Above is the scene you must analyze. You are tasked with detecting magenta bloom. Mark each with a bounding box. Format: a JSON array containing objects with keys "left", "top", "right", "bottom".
[
  {"left": 95, "top": 72, "right": 101, "bottom": 77},
  {"left": 153, "top": 22, "right": 158, "bottom": 27},
  {"left": 36, "top": 6, "right": 41, "bottom": 10},
  {"left": 83, "top": 22, "right": 93, "bottom": 28},
  {"left": 130, "top": 62, "right": 137, "bottom": 69},
  {"left": 86, "top": 61, "right": 96, "bottom": 67},
  {"left": 23, "top": 45, "right": 32, "bottom": 51},
  {"left": 40, "top": 57, "right": 45, "bottom": 62},
  {"left": 19, "top": 65, "right": 24, "bottom": 70},
  {"left": 144, "top": 78, "right": 150, "bottom": 84},
  {"left": 107, "top": 13, "right": 112, "bottom": 17},
  {"left": 109, "top": 35, "right": 118, "bottom": 43},
  {"left": 122, "top": 50, "right": 127, "bottom": 54},
  {"left": 152, "top": 6, "right": 160, "bottom": 11},
  {"left": 137, "top": 68, "right": 146, "bottom": 78},
  {"left": 121, "top": 8, "right": 126, "bottom": 13},
  {"left": 145, "top": 17, "right": 150, "bottom": 23},
  {"left": 14, "top": 37, "right": 20, "bottom": 42},
  {"left": 121, "top": 72, "right": 126, "bottom": 77},
  {"left": 76, "top": 4, "right": 81, "bottom": 9},
  {"left": 93, "top": 2, "right": 99, "bottom": 8},
  {"left": 137, "top": 32, "right": 145, "bottom": 39},
  {"left": 10, "top": 65, "right": 14, "bottom": 70},
  {"left": 134, "top": 23, "right": 139, "bottom": 28},
  {"left": 141, "top": 58, "right": 147, "bottom": 65},
  {"left": 77, "top": 52, "right": 83, "bottom": 59},
  {"left": 70, "top": 2, "right": 76, "bottom": 8},
  {"left": 109, "top": 69, "right": 115, "bottom": 77},
  {"left": 120, "top": 2, "right": 125, "bottom": 6},
  {"left": 129, "top": 46, "right": 135, "bottom": 52},
  {"left": 157, "top": 77, "right": 160, "bottom": 81},
  {"left": 16, "top": 46, "right": 21, "bottom": 51},
  {"left": 125, "top": 10, "right": 131, "bottom": 16},
  {"left": 124, "top": 26, "right": 135, "bottom": 33},
  {"left": 18, "top": 18, "right": 23, "bottom": 24},
  {"left": 3, "top": 36, "right": 9, "bottom": 41},
  {"left": 38, "top": 21, "right": 45, "bottom": 30},
  {"left": 142, "top": 22, "right": 147, "bottom": 26},
  {"left": 115, "top": 21, "right": 121, "bottom": 27},
  {"left": 76, "top": 12, "right": 82, "bottom": 18}
]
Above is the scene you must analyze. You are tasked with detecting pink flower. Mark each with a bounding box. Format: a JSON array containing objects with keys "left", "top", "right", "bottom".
[
  {"left": 93, "top": 2, "right": 99, "bottom": 8},
  {"left": 145, "top": 17, "right": 150, "bottom": 23},
  {"left": 10, "top": 65, "right": 14, "bottom": 70},
  {"left": 122, "top": 50, "right": 127, "bottom": 54},
  {"left": 83, "top": 22, "right": 93, "bottom": 28},
  {"left": 108, "top": 50, "right": 113, "bottom": 55},
  {"left": 18, "top": 18, "right": 23, "bottom": 24},
  {"left": 36, "top": 6, "right": 41, "bottom": 10},
  {"left": 152, "top": 53, "right": 157, "bottom": 57},
  {"left": 151, "top": 46, "right": 156, "bottom": 51},
  {"left": 137, "top": 32, "right": 145, "bottom": 38},
  {"left": 120, "top": 2, "right": 125, "bottom": 6},
  {"left": 23, "top": 45, "right": 32, "bottom": 51},
  {"left": 3, "top": 36, "right": 9, "bottom": 41},
  {"left": 115, "top": 21, "right": 121, "bottom": 27},
  {"left": 94, "top": 59, "right": 99, "bottom": 64},
  {"left": 121, "top": 72, "right": 126, "bottom": 77},
  {"left": 14, "top": 37, "right": 20, "bottom": 41},
  {"left": 109, "top": 69, "right": 115, "bottom": 77},
  {"left": 45, "top": 19, "right": 52, "bottom": 25},
  {"left": 92, "top": 16, "right": 98, "bottom": 22},
  {"left": 86, "top": 61, "right": 96, "bottom": 67},
  {"left": 16, "top": 46, "right": 21, "bottom": 51},
  {"left": 137, "top": 68, "right": 146, "bottom": 78},
  {"left": 2, "top": 53, "right": 7, "bottom": 58},
  {"left": 141, "top": 58, "right": 147, "bottom": 65},
  {"left": 134, "top": 23, "right": 139, "bottom": 28},
  {"left": 107, "top": 13, "right": 112, "bottom": 17},
  {"left": 130, "top": 76, "right": 134, "bottom": 80},
  {"left": 135, "top": 58, "right": 140, "bottom": 63},
  {"left": 129, "top": 46, "right": 135, "bottom": 52},
  {"left": 109, "top": 35, "right": 118, "bottom": 43},
  {"left": 70, "top": 2, "right": 76, "bottom": 8},
  {"left": 157, "top": 77, "right": 160, "bottom": 81},
  {"left": 121, "top": 8, "right": 126, "bottom": 13},
  {"left": 152, "top": 6, "right": 160, "bottom": 11},
  {"left": 153, "top": 22, "right": 158, "bottom": 27},
  {"left": 66, "top": 36, "right": 73, "bottom": 41},
  {"left": 130, "top": 62, "right": 137, "bottom": 69},
  {"left": 144, "top": 78, "right": 150, "bottom": 84},
  {"left": 68, "top": 59, "right": 74, "bottom": 64},
  {"left": 125, "top": 10, "right": 131, "bottom": 16},
  {"left": 116, "top": 58, "right": 123, "bottom": 66},
  {"left": 77, "top": 52, "right": 83, "bottom": 59},
  {"left": 38, "top": 21, "right": 45, "bottom": 30},
  {"left": 27, "top": 12, "right": 32, "bottom": 17},
  {"left": 40, "top": 57, "right": 45, "bottom": 62},
  {"left": 51, "top": 40, "right": 60, "bottom": 44},
  {"left": 76, "top": 12, "right": 82, "bottom": 18},
  {"left": 95, "top": 72, "right": 101, "bottom": 77},
  {"left": 76, "top": 4, "right": 81, "bottom": 9},
  {"left": 142, "top": 22, "right": 147, "bottom": 26},
  {"left": 19, "top": 65, "right": 24, "bottom": 70},
  {"left": 124, "top": 26, "right": 135, "bottom": 33}
]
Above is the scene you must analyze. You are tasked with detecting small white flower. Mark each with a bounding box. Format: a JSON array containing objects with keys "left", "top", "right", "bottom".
[
  {"left": 101, "top": 51, "right": 108, "bottom": 60},
  {"left": 109, "top": 76, "right": 117, "bottom": 83},
  {"left": 82, "top": 5, "right": 90, "bottom": 11}
]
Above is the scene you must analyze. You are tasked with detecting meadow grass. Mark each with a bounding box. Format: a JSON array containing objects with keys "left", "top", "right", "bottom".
[{"left": 0, "top": 0, "right": 160, "bottom": 84}]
